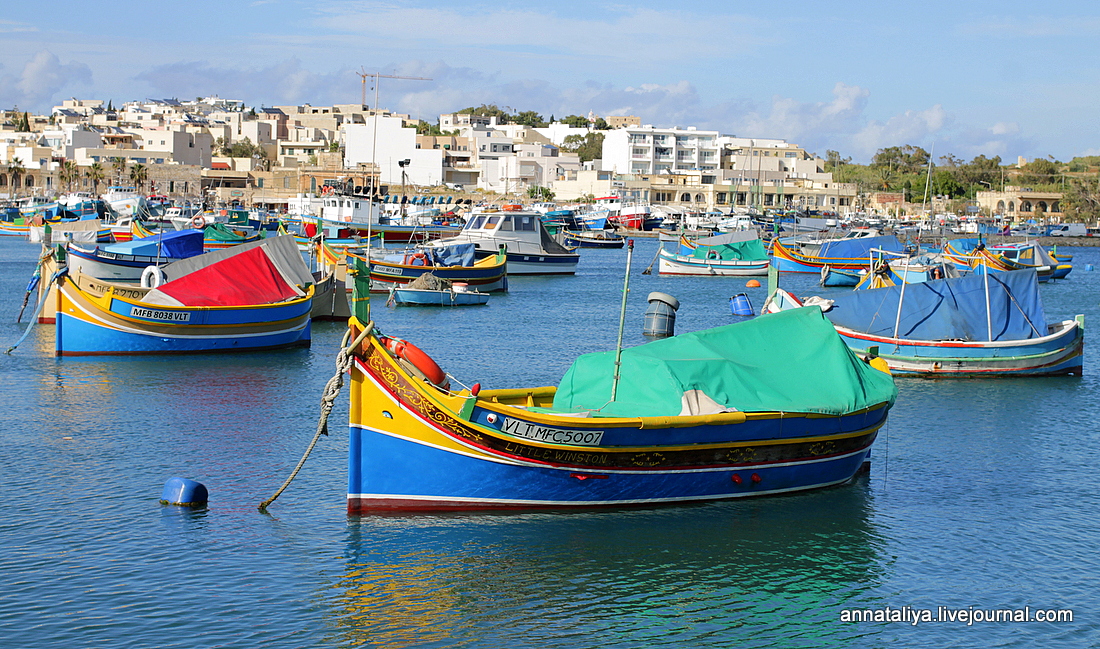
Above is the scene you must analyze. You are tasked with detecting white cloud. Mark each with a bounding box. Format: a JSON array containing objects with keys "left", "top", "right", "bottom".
[
  {"left": 135, "top": 59, "right": 356, "bottom": 105},
  {"left": 0, "top": 19, "right": 36, "bottom": 33},
  {"left": 0, "top": 50, "right": 92, "bottom": 109},
  {"left": 123, "top": 55, "right": 1048, "bottom": 163}
]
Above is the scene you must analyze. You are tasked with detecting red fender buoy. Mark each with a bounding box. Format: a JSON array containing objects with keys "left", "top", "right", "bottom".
[{"left": 381, "top": 337, "right": 447, "bottom": 386}]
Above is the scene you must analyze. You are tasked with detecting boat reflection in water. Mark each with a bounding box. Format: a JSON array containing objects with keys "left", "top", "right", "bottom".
[{"left": 327, "top": 481, "right": 882, "bottom": 647}]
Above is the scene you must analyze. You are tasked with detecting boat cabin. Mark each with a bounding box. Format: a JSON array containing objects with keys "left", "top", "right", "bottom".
[{"left": 463, "top": 211, "right": 540, "bottom": 235}]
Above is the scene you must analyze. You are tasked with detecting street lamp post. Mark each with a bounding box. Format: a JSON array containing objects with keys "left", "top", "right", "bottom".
[{"left": 398, "top": 158, "right": 410, "bottom": 220}]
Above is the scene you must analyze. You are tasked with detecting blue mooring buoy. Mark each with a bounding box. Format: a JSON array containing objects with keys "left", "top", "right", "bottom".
[
  {"left": 160, "top": 477, "right": 208, "bottom": 507},
  {"left": 729, "top": 293, "right": 755, "bottom": 316},
  {"left": 1086, "top": 264, "right": 1094, "bottom": 272}
]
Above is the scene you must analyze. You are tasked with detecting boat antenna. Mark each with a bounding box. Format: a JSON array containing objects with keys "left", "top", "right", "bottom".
[
  {"left": 921, "top": 142, "right": 934, "bottom": 217},
  {"left": 610, "top": 239, "right": 634, "bottom": 402}
]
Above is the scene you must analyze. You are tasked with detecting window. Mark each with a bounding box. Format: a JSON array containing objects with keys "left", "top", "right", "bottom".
[
  {"left": 701, "top": 176, "right": 715, "bottom": 185},
  {"left": 498, "top": 216, "right": 514, "bottom": 231},
  {"left": 485, "top": 216, "right": 500, "bottom": 229},
  {"left": 680, "top": 192, "right": 691, "bottom": 201},
  {"left": 284, "top": 176, "right": 291, "bottom": 189},
  {"left": 716, "top": 192, "right": 727, "bottom": 204},
  {"left": 257, "top": 178, "right": 264, "bottom": 188},
  {"left": 169, "top": 181, "right": 175, "bottom": 193}
]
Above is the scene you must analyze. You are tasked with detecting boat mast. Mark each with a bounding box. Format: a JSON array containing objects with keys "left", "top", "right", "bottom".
[
  {"left": 921, "top": 142, "right": 934, "bottom": 217},
  {"left": 357, "top": 68, "right": 432, "bottom": 248},
  {"left": 610, "top": 239, "right": 634, "bottom": 402}
]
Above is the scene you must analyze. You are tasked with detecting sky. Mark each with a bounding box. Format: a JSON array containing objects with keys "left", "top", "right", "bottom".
[{"left": 2, "top": 1, "right": 1099, "bottom": 164}]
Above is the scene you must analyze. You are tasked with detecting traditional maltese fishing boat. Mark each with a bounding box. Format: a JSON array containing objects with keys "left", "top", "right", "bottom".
[
  {"left": 342, "top": 258, "right": 896, "bottom": 512},
  {"left": 657, "top": 233, "right": 770, "bottom": 276},
  {"left": 52, "top": 235, "right": 315, "bottom": 356},
  {"left": 766, "top": 268, "right": 1083, "bottom": 377}
]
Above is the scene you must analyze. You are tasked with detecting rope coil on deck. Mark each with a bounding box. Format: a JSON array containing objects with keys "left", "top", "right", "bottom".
[{"left": 258, "top": 321, "right": 373, "bottom": 513}]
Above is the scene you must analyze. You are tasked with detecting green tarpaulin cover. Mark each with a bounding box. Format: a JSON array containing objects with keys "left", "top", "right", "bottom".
[
  {"left": 204, "top": 222, "right": 253, "bottom": 242},
  {"left": 552, "top": 306, "right": 897, "bottom": 417},
  {"left": 690, "top": 238, "right": 769, "bottom": 261}
]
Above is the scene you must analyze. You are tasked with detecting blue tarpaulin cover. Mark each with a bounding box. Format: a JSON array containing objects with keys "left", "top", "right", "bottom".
[
  {"left": 101, "top": 229, "right": 204, "bottom": 259},
  {"left": 822, "top": 268, "right": 1047, "bottom": 341},
  {"left": 427, "top": 242, "right": 476, "bottom": 267},
  {"left": 818, "top": 234, "right": 904, "bottom": 259}
]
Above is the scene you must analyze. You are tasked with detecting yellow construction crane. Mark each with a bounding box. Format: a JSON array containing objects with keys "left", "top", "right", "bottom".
[{"left": 357, "top": 68, "right": 432, "bottom": 108}]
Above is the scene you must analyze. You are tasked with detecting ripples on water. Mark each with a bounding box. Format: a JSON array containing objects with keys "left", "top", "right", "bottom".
[{"left": 0, "top": 238, "right": 1097, "bottom": 648}]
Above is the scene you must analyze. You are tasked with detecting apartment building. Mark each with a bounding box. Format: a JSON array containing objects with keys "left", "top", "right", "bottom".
[
  {"left": 602, "top": 125, "right": 722, "bottom": 175},
  {"left": 342, "top": 115, "right": 442, "bottom": 187}
]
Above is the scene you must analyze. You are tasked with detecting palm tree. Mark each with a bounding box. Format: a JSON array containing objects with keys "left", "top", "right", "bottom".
[
  {"left": 874, "top": 164, "right": 894, "bottom": 191},
  {"left": 7, "top": 157, "right": 25, "bottom": 199},
  {"left": 129, "top": 163, "right": 148, "bottom": 192},
  {"left": 87, "top": 162, "right": 105, "bottom": 195},
  {"left": 110, "top": 157, "right": 127, "bottom": 186},
  {"left": 59, "top": 160, "right": 79, "bottom": 193}
]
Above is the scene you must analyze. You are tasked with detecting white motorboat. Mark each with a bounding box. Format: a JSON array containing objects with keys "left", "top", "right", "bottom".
[{"left": 421, "top": 206, "right": 579, "bottom": 275}]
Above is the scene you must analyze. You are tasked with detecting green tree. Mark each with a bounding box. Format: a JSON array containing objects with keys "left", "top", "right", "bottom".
[
  {"left": 1018, "top": 158, "right": 1060, "bottom": 188},
  {"left": 592, "top": 117, "right": 609, "bottom": 130},
  {"left": 1060, "top": 175, "right": 1100, "bottom": 223},
  {"left": 513, "top": 110, "right": 546, "bottom": 128},
  {"left": 59, "top": 160, "right": 79, "bottom": 192},
  {"left": 823, "top": 150, "right": 851, "bottom": 173},
  {"left": 7, "top": 157, "right": 25, "bottom": 198},
  {"left": 559, "top": 114, "right": 590, "bottom": 128},
  {"left": 956, "top": 154, "right": 1002, "bottom": 190},
  {"left": 527, "top": 185, "right": 555, "bottom": 201},
  {"left": 87, "top": 162, "right": 105, "bottom": 195},
  {"left": 561, "top": 132, "right": 605, "bottom": 163},
  {"left": 110, "top": 157, "right": 128, "bottom": 185},
  {"left": 873, "top": 164, "right": 894, "bottom": 191},
  {"left": 458, "top": 104, "right": 512, "bottom": 124},
  {"left": 129, "top": 163, "right": 148, "bottom": 191},
  {"left": 872, "top": 145, "right": 929, "bottom": 175}
]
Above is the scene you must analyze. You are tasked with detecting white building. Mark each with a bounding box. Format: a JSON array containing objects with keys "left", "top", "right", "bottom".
[
  {"left": 534, "top": 122, "right": 593, "bottom": 147},
  {"left": 40, "top": 124, "right": 102, "bottom": 159},
  {"left": 602, "top": 125, "right": 721, "bottom": 175},
  {"left": 342, "top": 116, "right": 443, "bottom": 187},
  {"left": 128, "top": 126, "right": 213, "bottom": 167}
]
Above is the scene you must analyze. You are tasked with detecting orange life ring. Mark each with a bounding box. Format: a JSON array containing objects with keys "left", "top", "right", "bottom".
[
  {"left": 381, "top": 337, "right": 448, "bottom": 386},
  {"left": 406, "top": 252, "right": 428, "bottom": 266},
  {"left": 191, "top": 214, "right": 205, "bottom": 228}
]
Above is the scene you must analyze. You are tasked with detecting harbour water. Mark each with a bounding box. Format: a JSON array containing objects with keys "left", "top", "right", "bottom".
[{"left": 1, "top": 236, "right": 1098, "bottom": 647}]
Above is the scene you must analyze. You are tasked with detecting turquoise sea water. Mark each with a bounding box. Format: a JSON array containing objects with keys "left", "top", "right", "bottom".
[{"left": 0, "top": 236, "right": 1097, "bottom": 648}]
